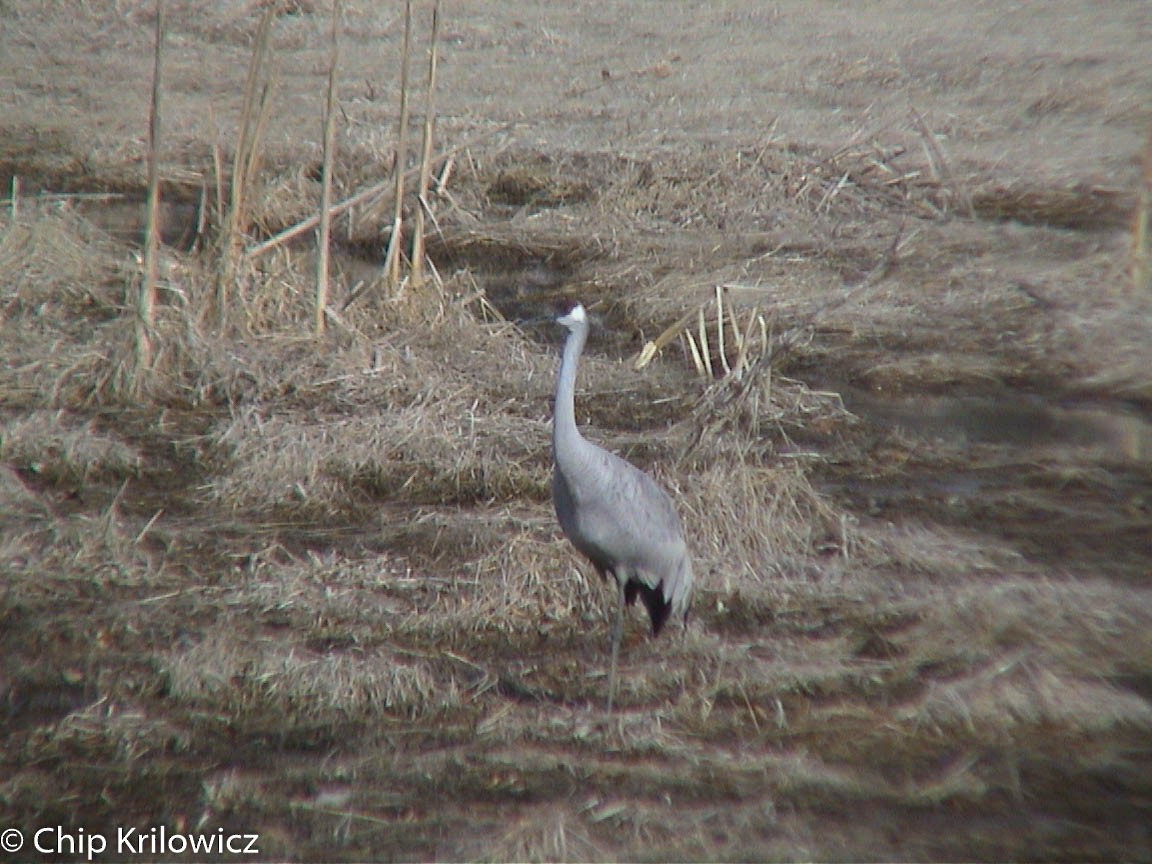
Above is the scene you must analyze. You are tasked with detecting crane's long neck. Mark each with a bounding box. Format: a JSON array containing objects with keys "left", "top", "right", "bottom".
[{"left": 553, "top": 323, "right": 588, "bottom": 455}]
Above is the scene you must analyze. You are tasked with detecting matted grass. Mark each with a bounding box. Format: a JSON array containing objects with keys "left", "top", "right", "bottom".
[
  {"left": 4, "top": 159, "right": 1151, "bottom": 858},
  {"left": 3, "top": 1, "right": 1151, "bottom": 854}
]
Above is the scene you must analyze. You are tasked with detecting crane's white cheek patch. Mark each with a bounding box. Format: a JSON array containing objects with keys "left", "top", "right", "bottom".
[{"left": 561, "top": 303, "right": 587, "bottom": 325}]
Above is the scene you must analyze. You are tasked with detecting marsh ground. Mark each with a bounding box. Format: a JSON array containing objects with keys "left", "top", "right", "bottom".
[{"left": 2, "top": 1, "right": 1152, "bottom": 860}]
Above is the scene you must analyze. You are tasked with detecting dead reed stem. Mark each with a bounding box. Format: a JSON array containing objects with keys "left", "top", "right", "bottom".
[
  {"left": 210, "top": 123, "right": 224, "bottom": 225},
  {"left": 218, "top": 9, "right": 276, "bottom": 327},
  {"left": 1134, "top": 130, "right": 1152, "bottom": 295},
  {"left": 410, "top": 0, "right": 441, "bottom": 291},
  {"left": 382, "top": 0, "right": 414, "bottom": 295},
  {"left": 315, "top": 0, "right": 342, "bottom": 335},
  {"left": 133, "top": 0, "right": 165, "bottom": 394}
]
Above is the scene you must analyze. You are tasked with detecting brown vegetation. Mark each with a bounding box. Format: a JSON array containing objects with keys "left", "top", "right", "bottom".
[{"left": 2, "top": 1, "right": 1151, "bottom": 861}]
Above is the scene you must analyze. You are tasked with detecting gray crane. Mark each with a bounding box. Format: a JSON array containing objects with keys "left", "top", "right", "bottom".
[{"left": 550, "top": 301, "right": 693, "bottom": 712}]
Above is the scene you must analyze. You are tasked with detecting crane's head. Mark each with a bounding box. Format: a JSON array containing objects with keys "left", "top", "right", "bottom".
[{"left": 555, "top": 301, "right": 588, "bottom": 332}]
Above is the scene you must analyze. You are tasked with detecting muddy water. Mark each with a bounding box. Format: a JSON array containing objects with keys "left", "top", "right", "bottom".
[
  {"left": 825, "top": 384, "right": 1152, "bottom": 581},
  {"left": 841, "top": 388, "right": 1152, "bottom": 458},
  {"left": 65, "top": 194, "right": 202, "bottom": 250}
]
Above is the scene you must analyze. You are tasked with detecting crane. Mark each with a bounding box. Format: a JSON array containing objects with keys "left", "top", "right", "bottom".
[{"left": 550, "top": 301, "right": 693, "bottom": 712}]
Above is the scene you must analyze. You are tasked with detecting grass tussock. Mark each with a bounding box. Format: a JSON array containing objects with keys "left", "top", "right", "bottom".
[
  {"left": 209, "top": 550, "right": 419, "bottom": 637},
  {"left": 387, "top": 513, "right": 596, "bottom": 641},
  {"left": 205, "top": 311, "right": 554, "bottom": 518},
  {"left": 161, "top": 553, "right": 463, "bottom": 724},
  {"left": 681, "top": 459, "right": 847, "bottom": 587},
  {"left": 0, "top": 201, "right": 255, "bottom": 406},
  {"left": 0, "top": 206, "right": 128, "bottom": 317},
  {"left": 861, "top": 521, "right": 1026, "bottom": 577},
  {"left": 208, "top": 395, "right": 547, "bottom": 517},
  {"left": 1, "top": 206, "right": 131, "bottom": 405},
  {"left": 904, "top": 578, "right": 1152, "bottom": 678},
  {"left": 904, "top": 659, "right": 1152, "bottom": 740},
  {"left": 473, "top": 803, "right": 606, "bottom": 863},
  {"left": 164, "top": 630, "right": 449, "bottom": 724},
  {"left": 0, "top": 410, "right": 141, "bottom": 486},
  {"left": 671, "top": 351, "right": 860, "bottom": 586},
  {"left": 0, "top": 501, "right": 158, "bottom": 606},
  {"left": 15, "top": 699, "right": 192, "bottom": 767}
]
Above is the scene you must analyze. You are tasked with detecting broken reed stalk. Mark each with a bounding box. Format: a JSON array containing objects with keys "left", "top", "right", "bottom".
[
  {"left": 715, "top": 284, "right": 730, "bottom": 376},
  {"left": 910, "top": 107, "right": 973, "bottom": 218},
  {"left": 134, "top": 0, "right": 165, "bottom": 394},
  {"left": 1134, "top": 130, "right": 1152, "bottom": 296},
  {"left": 218, "top": 8, "right": 275, "bottom": 327},
  {"left": 382, "top": 0, "right": 414, "bottom": 295},
  {"left": 409, "top": 0, "right": 441, "bottom": 292},
  {"left": 697, "top": 305, "right": 713, "bottom": 378},
  {"left": 245, "top": 123, "right": 512, "bottom": 261},
  {"left": 637, "top": 290, "right": 766, "bottom": 382},
  {"left": 634, "top": 307, "right": 697, "bottom": 370},
  {"left": 210, "top": 117, "right": 225, "bottom": 225},
  {"left": 315, "top": 0, "right": 342, "bottom": 335}
]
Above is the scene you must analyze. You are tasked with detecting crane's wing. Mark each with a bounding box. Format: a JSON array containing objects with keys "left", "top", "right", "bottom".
[{"left": 554, "top": 439, "right": 692, "bottom": 616}]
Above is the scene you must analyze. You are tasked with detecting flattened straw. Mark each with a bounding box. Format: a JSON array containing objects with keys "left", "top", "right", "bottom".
[
  {"left": 210, "top": 117, "right": 224, "bottom": 224},
  {"left": 727, "top": 290, "right": 744, "bottom": 353},
  {"left": 684, "top": 330, "right": 705, "bottom": 378},
  {"left": 732, "top": 305, "right": 760, "bottom": 380},
  {"left": 436, "top": 155, "right": 454, "bottom": 194},
  {"left": 815, "top": 170, "right": 850, "bottom": 214},
  {"left": 410, "top": 0, "right": 441, "bottom": 291},
  {"left": 196, "top": 182, "right": 208, "bottom": 245},
  {"left": 315, "top": 0, "right": 342, "bottom": 335},
  {"left": 910, "top": 108, "right": 945, "bottom": 183}
]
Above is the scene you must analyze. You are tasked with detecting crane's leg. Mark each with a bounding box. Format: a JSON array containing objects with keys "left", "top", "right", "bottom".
[{"left": 607, "top": 578, "right": 625, "bottom": 713}]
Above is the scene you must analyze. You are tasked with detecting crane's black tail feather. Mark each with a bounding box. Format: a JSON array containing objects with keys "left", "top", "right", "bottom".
[{"left": 625, "top": 579, "right": 672, "bottom": 636}]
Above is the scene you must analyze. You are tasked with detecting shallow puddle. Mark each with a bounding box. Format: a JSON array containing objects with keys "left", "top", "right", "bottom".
[
  {"left": 841, "top": 386, "right": 1152, "bottom": 461},
  {"left": 67, "top": 193, "right": 202, "bottom": 250},
  {"left": 826, "top": 386, "right": 1152, "bottom": 580}
]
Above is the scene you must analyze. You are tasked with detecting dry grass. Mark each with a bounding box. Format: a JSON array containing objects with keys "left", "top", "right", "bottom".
[
  {"left": 2, "top": 4, "right": 1151, "bottom": 857},
  {"left": 3, "top": 139, "right": 1150, "bottom": 859},
  {"left": 0, "top": 411, "right": 142, "bottom": 486},
  {"left": 204, "top": 310, "right": 552, "bottom": 518},
  {"left": 164, "top": 629, "right": 449, "bottom": 723},
  {"left": 474, "top": 802, "right": 606, "bottom": 863},
  {"left": 0, "top": 205, "right": 128, "bottom": 322}
]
